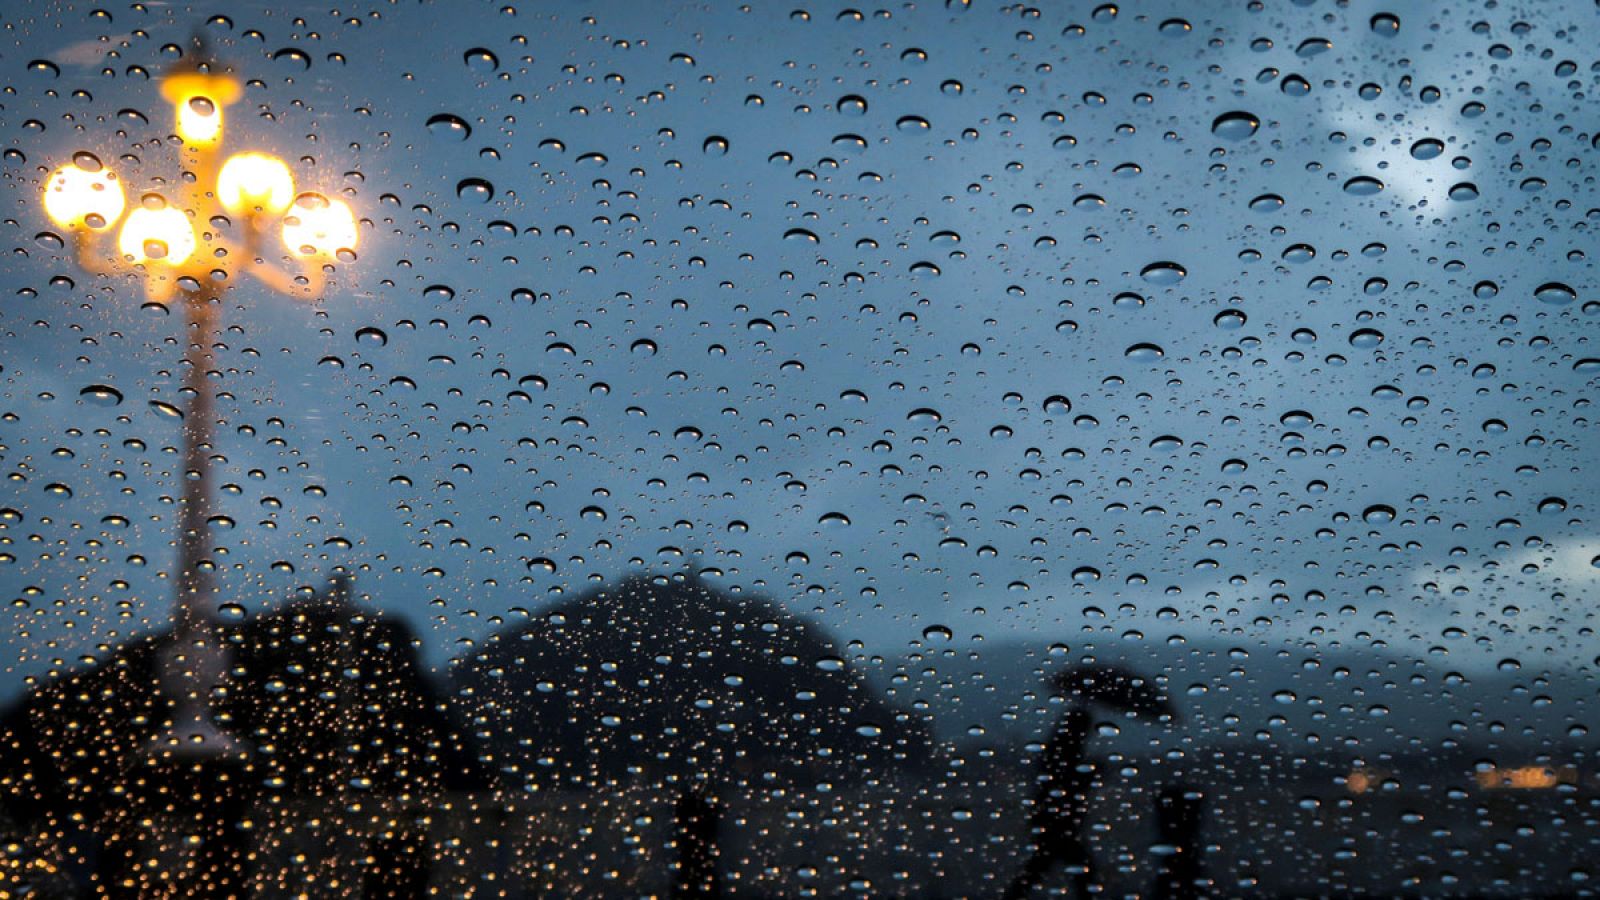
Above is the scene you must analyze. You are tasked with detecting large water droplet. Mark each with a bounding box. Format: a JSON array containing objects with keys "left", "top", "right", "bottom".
[
  {"left": 79, "top": 384, "right": 123, "bottom": 407},
  {"left": 1534, "top": 282, "right": 1576, "bottom": 306},
  {"left": 1140, "top": 261, "right": 1187, "bottom": 285},
  {"left": 457, "top": 178, "right": 494, "bottom": 203},
  {"left": 463, "top": 47, "right": 499, "bottom": 73},
  {"left": 426, "top": 113, "right": 472, "bottom": 142},
  {"left": 1211, "top": 111, "right": 1259, "bottom": 140},
  {"left": 1410, "top": 138, "right": 1444, "bottom": 160},
  {"left": 1343, "top": 176, "right": 1384, "bottom": 196}
]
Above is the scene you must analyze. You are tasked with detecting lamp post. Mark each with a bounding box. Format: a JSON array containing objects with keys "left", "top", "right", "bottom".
[{"left": 40, "top": 40, "right": 358, "bottom": 756}]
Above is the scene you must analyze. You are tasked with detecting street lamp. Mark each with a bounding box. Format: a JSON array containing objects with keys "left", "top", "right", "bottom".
[{"left": 40, "top": 40, "right": 359, "bottom": 756}]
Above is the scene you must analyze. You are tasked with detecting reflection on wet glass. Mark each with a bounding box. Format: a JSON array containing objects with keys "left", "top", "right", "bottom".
[{"left": 3, "top": 2, "right": 1598, "bottom": 897}]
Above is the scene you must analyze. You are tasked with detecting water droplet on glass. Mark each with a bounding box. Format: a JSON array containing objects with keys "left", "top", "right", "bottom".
[
  {"left": 271, "top": 47, "right": 310, "bottom": 69},
  {"left": 1363, "top": 504, "right": 1396, "bottom": 524},
  {"left": 1280, "top": 73, "right": 1311, "bottom": 96},
  {"left": 80, "top": 385, "right": 123, "bottom": 407},
  {"left": 1210, "top": 111, "right": 1259, "bottom": 140},
  {"left": 464, "top": 47, "right": 499, "bottom": 73},
  {"left": 1214, "top": 310, "right": 1247, "bottom": 329},
  {"left": 1295, "top": 37, "right": 1333, "bottom": 57},
  {"left": 1348, "top": 328, "right": 1385, "bottom": 348},
  {"left": 1534, "top": 283, "right": 1576, "bottom": 306},
  {"left": 457, "top": 178, "right": 494, "bottom": 203},
  {"left": 1125, "top": 343, "right": 1164, "bottom": 362},
  {"left": 1343, "top": 176, "right": 1384, "bottom": 196},
  {"left": 1140, "top": 261, "right": 1186, "bottom": 285},
  {"left": 427, "top": 113, "right": 472, "bottom": 142},
  {"left": 1410, "top": 138, "right": 1444, "bottom": 160}
]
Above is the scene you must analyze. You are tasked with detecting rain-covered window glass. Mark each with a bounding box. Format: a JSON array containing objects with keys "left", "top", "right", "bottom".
[{"left": 2, "top": 2, "right": 1597, "bottom": 897}]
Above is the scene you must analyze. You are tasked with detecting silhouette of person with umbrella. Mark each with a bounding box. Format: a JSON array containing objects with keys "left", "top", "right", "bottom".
[{"left": 1005, "top": 664, "right": 1176, "bottom": 899}]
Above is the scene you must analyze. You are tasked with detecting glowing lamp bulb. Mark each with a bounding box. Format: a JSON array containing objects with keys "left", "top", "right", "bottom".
[
  {"left": 178, "top": 95, "right": 223, "bottom": 145},
  {"left": 118, "top": 202, "right": 196, "bottom": 266},
  {"left": 281, "top": 193, "right": 358, "bottom": 258},
  {"left": 218, "top": 153, "right": 296, "bottom": 215},
  {"left": 43, "top": 161, "right": 126, "bottom": 230},
  {"left": 161, "top": 72, "right": 240, "bottom": 147}
]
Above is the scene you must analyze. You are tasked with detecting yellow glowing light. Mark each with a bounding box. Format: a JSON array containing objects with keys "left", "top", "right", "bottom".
[
  {"left": 218, "top": 153, "right": 296, "bottom": 215},
  {"left": 1345, "top": 770, "right": 1373, "bottom": 795},
  {"left": 1475, "top": 766, "right": 1574, "bottom": 791},
  {"left": 178, "top": 95, "right": 223, "bottom": 145},
  {"left": 118, "top": 204, "right": 196, "bottom": 266},
  {"left": 43, "top": 162, "right": 126, "bottom": 230},
  {"left": 160, "top": 72, "right": 240, "bottom": 147},
  {"left": 281, "top": 193, "right": 358, "bottom": 257}
]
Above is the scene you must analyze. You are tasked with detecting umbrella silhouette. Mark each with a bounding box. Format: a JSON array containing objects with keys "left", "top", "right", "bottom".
[{"left": 1051, "top": 663, "right": 1176, "bottom": 719}]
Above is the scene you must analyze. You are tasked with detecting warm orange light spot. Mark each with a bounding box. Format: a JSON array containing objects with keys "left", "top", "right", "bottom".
[
  {"left": 1346, "top": 769, "right": 1374, "bottom": 795},
  {"left": 43, "top": 162, "right": 126, "bottom": 230},
  {"left": 1475, "top": 766, "right": 1574, "bottom": 790},
  {"left": 218, "top": 153, "right": 296, "bottom": 215},
  {"left": 281, "top": 193, "right": 358, "bottom": 257},
  {"left": 160, "top": 72, "right": 240, "bottom": 147},
  {"left": 118, "top": 202, "right": 196, "bottom": 266}
]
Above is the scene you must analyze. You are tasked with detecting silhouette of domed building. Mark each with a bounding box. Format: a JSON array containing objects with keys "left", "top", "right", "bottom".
[{"left": 453, "top": 572, "right": 930, "bottom": 793}]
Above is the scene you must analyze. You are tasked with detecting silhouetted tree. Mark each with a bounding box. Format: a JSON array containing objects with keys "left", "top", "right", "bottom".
[{"left": 0, "top": 576, "right": 488, "bottom": 897}]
